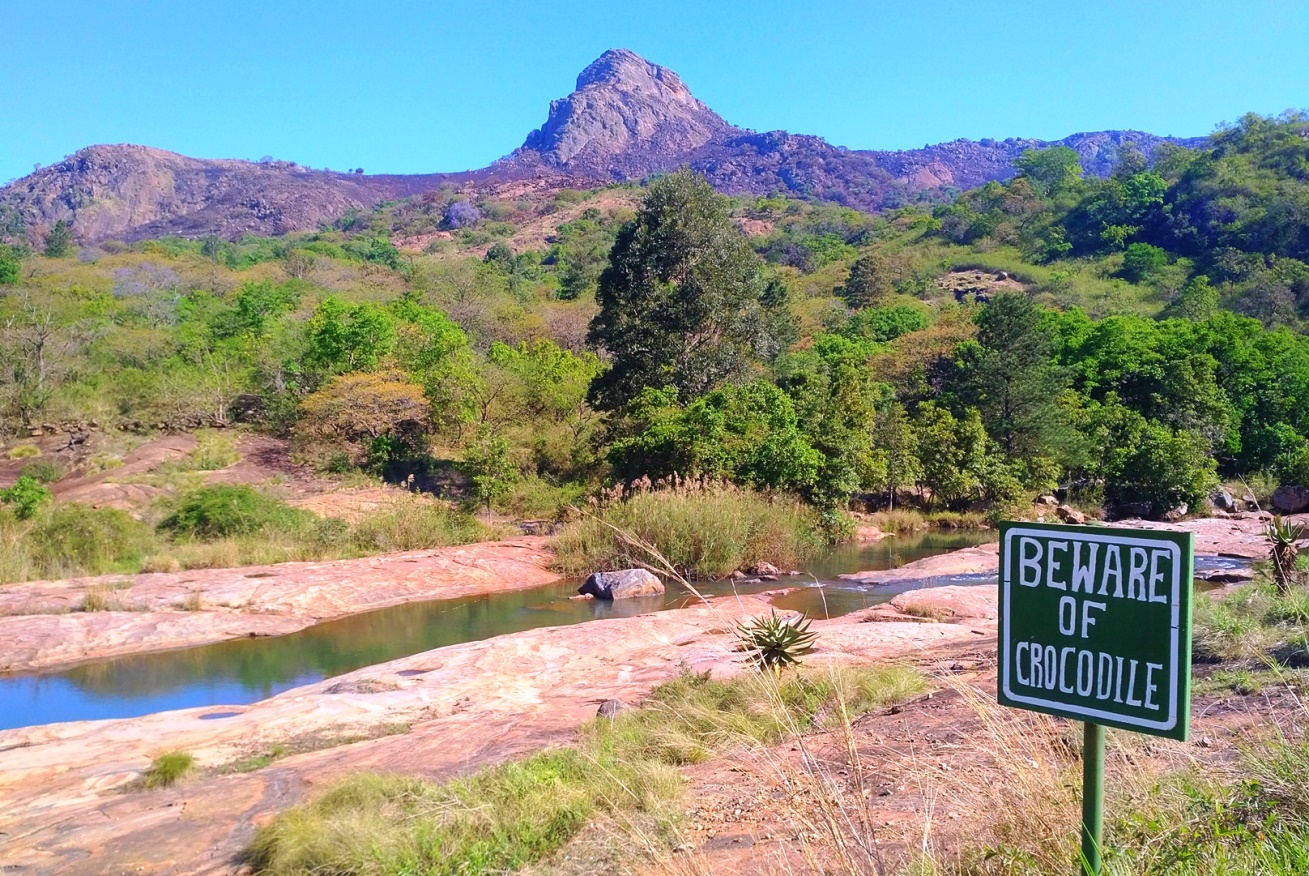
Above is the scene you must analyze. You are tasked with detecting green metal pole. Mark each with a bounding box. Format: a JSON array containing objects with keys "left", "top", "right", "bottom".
[{"left": 1081, "top": 722, "right": 1105, "bottom": 876}]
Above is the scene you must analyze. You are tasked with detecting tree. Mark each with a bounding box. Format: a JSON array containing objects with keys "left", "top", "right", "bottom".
[
  {"left": 838, "top": 252, "right": 893, "bottom": 308},
  {"left": 1014, "top": 146, "right": 1084, "bottom": 196},
  {"left": 869, "top": 401, "right": 920, "bottom": 510},
  {"left": 305, "top": 298, "right": 396, "bottom": 375},
  {"left": 298, "top": 371, "right": 430, "bottom": 462},
  {"left": 43, "top": 220, "right": 71, "bottom": 257},
  {"left": 0, "top": 244, "right": 19, "bottom": 285},
  {"left": 464, "top": 430, "right": 519, "bottom": 519},
  {"left": 951, "top": 293, "right": 1074, "bottom": 465},
  {"left": 586, "top": 168, "right": 780, "bottom": 411},
  {"left": 1120, "top": 243, "right": 1168, "bottom": 282}
]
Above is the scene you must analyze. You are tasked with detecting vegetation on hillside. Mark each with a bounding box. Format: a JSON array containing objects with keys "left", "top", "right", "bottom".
[{"left": 3, "top": 113, "right": 1309, "bottom": 565}]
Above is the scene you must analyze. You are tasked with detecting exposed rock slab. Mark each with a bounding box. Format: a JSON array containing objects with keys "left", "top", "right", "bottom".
[
  {"left": 0, "top": 593, "right": 991, "bottom": 875},
  {"left": 839, "top": 544, "right": 1000, "bottom": 586},
  {"left": 0, "top": 538, "right": 558, "bottom": 672}
]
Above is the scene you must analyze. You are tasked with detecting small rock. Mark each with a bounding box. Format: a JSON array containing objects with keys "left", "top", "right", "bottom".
[
  {"left": 1056, "top": 504, "right": 1087, "bottom": 525},
  {"left": 751, "top": 562, "right": 781, "bottom": 576},
  {"left": 1195, "top": 567, "right": 1255, "bottom": 585},
  {"left": 1241, "top": 492, "right": 1258, "bottom": 511},
  {"left": 1035, "top": 495, "right": 1058, "bottom": 508},
  {"left": 1272, "top": 485, "right": 1309, "bottom": 514},
  {"left": 1162, "top": 504, "right": 1188, "bottom": 523},
  {"left": 577, "top": 568, "right": 664, "bottom": 600},
  {"left": 727, "top": 570, "right": 746, "bottom": 581},
  {"left": 758, "top": 574, "right": 778, "bottom": 582},
  {"left": 596, "top": 699, "right": 630, "bottom": 719}
]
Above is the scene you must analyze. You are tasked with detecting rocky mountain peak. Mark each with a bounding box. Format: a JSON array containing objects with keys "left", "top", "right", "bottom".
[{"left": 518, "top": 49, "right": 734, "bottom": 175}]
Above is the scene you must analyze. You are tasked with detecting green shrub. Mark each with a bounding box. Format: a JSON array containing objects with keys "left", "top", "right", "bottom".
[
  {"left": 550, "top": 488, "right": 822, "bottom": 579},
  {"left": 31, "top": 504, "right": 155, "bottom": 577},
  {"left": 6, "top": 444, "right": 40, "bottom": 460},
  {"left": 1, "top": 475, "right": 51, "bottom": 520},
  {"left": 159, "top": 486, "right": 313, "bottom": 540},
  {"left": 143, "top": 751, "right": 194, "bottom": 789}
]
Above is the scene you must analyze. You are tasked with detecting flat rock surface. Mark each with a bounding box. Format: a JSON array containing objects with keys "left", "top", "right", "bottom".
[
  {"left": 0, "top": 592, "right": 993, "bottom": 875},
  {"left": 839, "top": 543, "right": 1000, "bottom": 585},
  {"left": 0, "top": 538, "right": 558, "bottom": 672}
]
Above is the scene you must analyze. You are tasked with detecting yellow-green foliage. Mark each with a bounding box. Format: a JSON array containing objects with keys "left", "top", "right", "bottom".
[
  {"left": 6, "top": 444, "right": 41, "bottom": 459},
  {"left": 550, "top": 488, "right": 821, "bottom": 579}
]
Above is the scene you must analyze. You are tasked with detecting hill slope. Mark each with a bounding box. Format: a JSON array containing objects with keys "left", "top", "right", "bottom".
[{"left": 0, "top": 49, "right": 1201, "bottom": 243}]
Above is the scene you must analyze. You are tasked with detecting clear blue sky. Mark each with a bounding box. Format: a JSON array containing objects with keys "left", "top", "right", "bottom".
[{"left": 3, "top": 0, "right": 1306, "bottom": 183}]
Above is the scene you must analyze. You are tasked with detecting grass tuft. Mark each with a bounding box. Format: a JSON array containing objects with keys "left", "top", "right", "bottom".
[{"left": 143, "top": 751, "right": 194, "bottom": 789}]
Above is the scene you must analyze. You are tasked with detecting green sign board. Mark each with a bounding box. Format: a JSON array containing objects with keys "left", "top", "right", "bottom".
[{"left": 998, "top": 522, "right": 1193, "bottom": 741}]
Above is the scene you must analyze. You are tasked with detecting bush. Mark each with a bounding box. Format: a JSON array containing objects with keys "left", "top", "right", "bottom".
[
  {"left": 159, "top": 486, "right": 314, "bottom": 540},
  {"left": 1, "top": 475, "right": 51, "bottom": 520},
  {"left": 31, "top": 504, "right": 155, "bottom": 577},
  {"left": 550, "top": 487, "right": 821, "bottom": 579},
  {"left": 6, "top": 444, "right": 40, "bottom": 459}
]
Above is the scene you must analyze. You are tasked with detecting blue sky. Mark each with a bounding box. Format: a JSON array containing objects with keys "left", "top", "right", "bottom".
[{"left": 3, "top": 0, "right": 1306, "bottom": 183}]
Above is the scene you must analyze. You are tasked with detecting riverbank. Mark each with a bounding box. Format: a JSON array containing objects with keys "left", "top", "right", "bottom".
[
  {"left": 0, "top": 587, "right": 994, "bottom": 875},
  {"left": 0, "top": 538, "right": 558, "bottom": 673}
]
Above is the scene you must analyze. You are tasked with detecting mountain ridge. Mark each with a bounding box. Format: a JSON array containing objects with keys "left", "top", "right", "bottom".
[{"left": 0, "top": 48, "right": 1205, "bottom": 243}]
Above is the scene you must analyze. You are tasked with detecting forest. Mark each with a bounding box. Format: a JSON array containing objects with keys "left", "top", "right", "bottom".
[{"left": 2, "top": 112, "right": 1308, "bottom": 554}]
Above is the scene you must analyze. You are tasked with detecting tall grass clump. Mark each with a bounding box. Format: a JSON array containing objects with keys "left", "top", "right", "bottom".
[
  {"left": 248, "top": 665, "right": 925, "bottom": 876},
  {"left": 143, "top": 751, "right": 194, "bottom": 789},
  {"left": 350, "top": 494, "right": 494, "bottom": 552},
  {"left": 551, "top": 485, "right": 822, "bottom": 579}
]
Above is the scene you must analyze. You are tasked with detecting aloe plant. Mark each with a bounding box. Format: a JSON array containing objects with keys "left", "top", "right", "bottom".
[
  {"left": 1266, "top": 515, "right": 1305, "bottom": 595},
  {"left": 735, "top": 610, "right": 818, "bottom": 671}
]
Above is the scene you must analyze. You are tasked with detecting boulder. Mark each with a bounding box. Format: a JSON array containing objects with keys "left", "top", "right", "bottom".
[
  {"left": 1162, "top": 504, "right": 1189, "bottom": 523},
  {"left": 751, "top": 562, "right": 781, "bottom": 576},
  {"left": 578, "top": 568, "right": 665, "bottom": 600},
  {"left": 1209, "top": 488, "right": 1237, "bottom": 514},
  {"left": 1271, "top": 485, "right": 1309, "bottom": 515},
  {"left": 1034, "top": 495, "right": 1058, "bottom": 508},
  {"left": 1056, "top": 504, "right": 1086, "bottom": 525},
  {"left": 1241, "top": 493, "right": 1258, "bottom": 511}
]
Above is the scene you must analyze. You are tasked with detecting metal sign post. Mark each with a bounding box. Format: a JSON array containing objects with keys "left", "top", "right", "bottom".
[{"left": 997, "top": 522, "right": 1193, "bottom": 875}]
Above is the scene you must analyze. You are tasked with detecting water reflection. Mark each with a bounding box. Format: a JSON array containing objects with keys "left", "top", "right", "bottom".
[{"left": 0, "top": 531, "right": 991, "bottom": 730}]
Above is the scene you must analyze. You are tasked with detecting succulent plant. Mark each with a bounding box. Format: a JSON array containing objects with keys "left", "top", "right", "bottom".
[
  {"left": 735, "top": 610, "right": 818, "bottom": 671},
  {"left": 1266, "top": 515, "right": 1305, "bottom": 594}
]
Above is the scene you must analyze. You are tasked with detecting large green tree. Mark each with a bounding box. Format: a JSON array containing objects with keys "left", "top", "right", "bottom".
[
  {"left": 951, "top": 293, "right": 1075, "bottom": 467},
  {"left": 586, "top": 169, "right": 784, "bottom": 411}
]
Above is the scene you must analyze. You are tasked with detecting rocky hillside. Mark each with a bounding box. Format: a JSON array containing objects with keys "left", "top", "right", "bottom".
[{"left": 0, "top": 49, "right": 1203, "bottom": 243}]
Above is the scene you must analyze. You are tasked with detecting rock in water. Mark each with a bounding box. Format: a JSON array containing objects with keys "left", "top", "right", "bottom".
[
  {"left": 578, "top": 568, "right": 665, "bottom": 600},
  {"left": 1271, "top": 485, "right": 1309, "bottom": 514}
]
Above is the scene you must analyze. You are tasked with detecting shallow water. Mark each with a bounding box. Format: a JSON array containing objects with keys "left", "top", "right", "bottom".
[{"left": 0, "top": 533, "right": 1001, "bottom": 730}]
